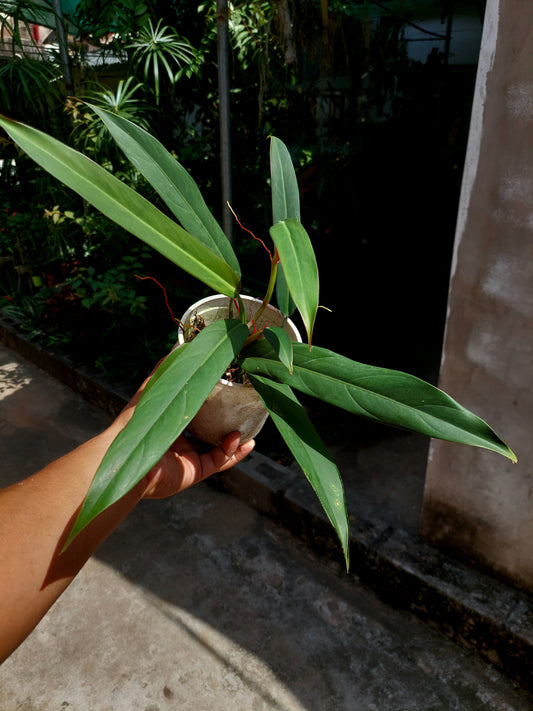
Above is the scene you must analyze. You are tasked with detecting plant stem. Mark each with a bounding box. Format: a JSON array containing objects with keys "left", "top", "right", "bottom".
[
  {"left": 236, "top": 293, "right": 247, "bottom": 325},
  {"left": 249, "top": 249, "right": 279, "bottom": 328}
]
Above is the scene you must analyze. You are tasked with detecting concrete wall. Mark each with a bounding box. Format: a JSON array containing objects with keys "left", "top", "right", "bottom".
[{"left": 421, "top": 0, "right": 533, "bottom": 592}]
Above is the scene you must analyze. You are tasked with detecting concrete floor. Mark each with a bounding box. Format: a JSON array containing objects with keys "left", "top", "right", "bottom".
[{"left": 0, "top": 344, "right": 532, "bottom": 709}]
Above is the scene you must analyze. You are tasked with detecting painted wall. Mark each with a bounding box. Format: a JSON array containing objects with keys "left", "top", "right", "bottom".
[{"left": 421, "top": 0, "right": 533, "bottom": 591}]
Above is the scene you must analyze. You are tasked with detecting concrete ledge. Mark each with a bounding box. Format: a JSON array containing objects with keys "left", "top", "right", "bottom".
[
  {"left": 1, "top": 317, "right": 532, "bottom": 692},
  {"left": 221, "top": 455, "right": 533, "bottom": 691},
  {"left": 0, "top": 317, "right": 132, "bottom": 417}
]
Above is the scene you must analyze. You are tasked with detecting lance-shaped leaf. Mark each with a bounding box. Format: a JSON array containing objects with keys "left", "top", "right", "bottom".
[
  {"left": 0, "top": 115, "right": 241, "bottom": 298},
  {"left": 270, "top": 136, "right": 299, "bottom": 316},
  {"left": 274, "top": 256, "right": 294, "bottom": 318},
  {"left": 269, "top": 218, "right": 319, "bottom": 345},
  {"left": 65, "top": 319, "right": 249, "bottom": 547},
  {"left": 263, "top": 326, "right": 294, "bottom": 373},
  {"left": 270, "top": 136, "right": 301, "bottom": 223},
  {"left": 88, "top": 105, "right": 241, "bottom": 276},
  {"left": 242, "top": 342, "right": 517, "bottom": 462},
  {"left": 248, "top": 373, "right": 349, "bottom": 567}
]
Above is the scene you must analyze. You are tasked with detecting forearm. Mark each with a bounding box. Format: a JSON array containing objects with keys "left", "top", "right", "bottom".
[
  {"left": 0, "top": 377, "right": 254, "bottom": 662},
  {"left": 0, "top": 417, "right": 147, "bottom": 662}
]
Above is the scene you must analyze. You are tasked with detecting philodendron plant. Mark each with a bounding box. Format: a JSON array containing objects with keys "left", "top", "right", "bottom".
[{"left": 0, "top": 109, "right": 516, "bottom": 567}]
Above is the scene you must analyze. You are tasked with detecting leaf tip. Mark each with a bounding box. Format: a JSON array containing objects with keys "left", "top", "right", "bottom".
[
  {"left": 341, "top": 541, "right": 350, "bottom": 572},
  {"left": 60, "top": 526, "right": 78, "bottom": 554}
]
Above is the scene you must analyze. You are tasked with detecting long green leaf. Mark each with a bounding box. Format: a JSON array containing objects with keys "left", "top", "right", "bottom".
[
  {"left": 242, "top": 342, "right": 517, "bottom": 462},
  {"left": 269, "top": 218, "right": 319, "bottom": 344},
  {"left": 274, "top": 255, "right": 294, "bottom": 318},
  {"left": 65, "top": 319, "right": 249, "bottom": 546},
  {"left": 0, "top": 115, "right": 241, "bottom": 298},
  {"left": 248, "top": 374, "right": 349, "bottom": 568},
  {"left": 270, "top": 136, "right": 300, "bottom": 223},
  {"left": 270, "top": 136, "right": 299, "bottom": 316},
  {"left": 88, "top": 105, "right": 241, "bottom": 276}
]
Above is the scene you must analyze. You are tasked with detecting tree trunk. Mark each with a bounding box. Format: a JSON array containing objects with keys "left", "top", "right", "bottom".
[{"left": 277, "top": 0, "right": 297, "bottom": 67}]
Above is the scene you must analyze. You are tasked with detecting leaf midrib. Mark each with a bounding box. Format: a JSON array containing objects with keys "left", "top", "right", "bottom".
[
  {"left": 95, "top": 109, "right": 221, "bottom": 244},
  {"left": 253, "top": 351, "right": 489, "bottom": 438},
  {"left": 91, "top": 324, "right": 243, "bottom": 509}
]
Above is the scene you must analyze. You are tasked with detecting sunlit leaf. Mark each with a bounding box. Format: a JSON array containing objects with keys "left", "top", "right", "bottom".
[
  {"left": 65, "top": 319, "right": 249, "bottom": 546},
  {"left": 89, "top": 105, "right": 241, "bottom": 276},
  {"left": 269, "top": 218, "right": 319, "bottom": 345},
  {"left": 242, "top": 342, "right": 517, "bottom": 462},
  {"left": 0, "top": 115, "right": 241, "bottom": 297},
  {"left": 270, "top": 136, "right": 298, "bottom": 316},
  {"left": 270, "top": 136, "right": 300, "bottom": 224}
]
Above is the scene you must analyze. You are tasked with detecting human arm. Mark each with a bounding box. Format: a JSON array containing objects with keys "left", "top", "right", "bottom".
[{"left": 0, "top": 385, "right": 254, "bottom": 663}]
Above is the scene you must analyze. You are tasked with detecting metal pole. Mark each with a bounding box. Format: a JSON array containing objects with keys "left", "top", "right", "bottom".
[
  {"left": 217, "top": 0, "right": 233, "bottom": 242},
  {"left": 51, "top": 0, "right": 74, "bottom": 93},
  {"left": 443, "top": 0, "right": 455, "bottom": 68}
]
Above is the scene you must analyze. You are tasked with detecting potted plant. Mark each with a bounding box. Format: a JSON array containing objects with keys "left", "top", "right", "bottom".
[
  {"left": 0, "top": 109, "right": 516, "bottom": 567},
  {"left": 173, "top": 292, "right": 302, "bottom": 446}
]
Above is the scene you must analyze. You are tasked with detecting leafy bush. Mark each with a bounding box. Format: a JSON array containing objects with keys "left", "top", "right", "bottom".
[{"left": 0, "top": 197, "right": 198, "bottom": 385}]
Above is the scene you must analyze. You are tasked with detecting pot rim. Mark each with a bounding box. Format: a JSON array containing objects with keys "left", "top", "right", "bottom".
[{"left": 176, "top": 293, "right": 301, "bottom": 389}]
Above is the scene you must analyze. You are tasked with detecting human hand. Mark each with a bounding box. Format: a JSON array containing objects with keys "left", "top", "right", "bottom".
[
  {"left": 114, "top": 358, "right": 255, "bottom": 501},
  {"left": 141, "top": 431, "right": 254, "bottom": 499}
]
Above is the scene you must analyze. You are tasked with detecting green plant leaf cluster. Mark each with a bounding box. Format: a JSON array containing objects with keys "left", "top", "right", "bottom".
[
  {"left": 126, "top": 19, "right": 196, "bottom": 103},
  {"left": 0, "top": 110, "right": 516, "bottom": 569}
]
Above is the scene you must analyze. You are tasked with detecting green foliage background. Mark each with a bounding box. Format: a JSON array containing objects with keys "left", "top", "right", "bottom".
[{"left": 0, "top": 0, "right": 482, "bottom": 399}]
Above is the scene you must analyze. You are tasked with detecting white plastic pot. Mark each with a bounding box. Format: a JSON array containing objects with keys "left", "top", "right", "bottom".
[{"left": 176, "top": 294, "right": 301, "bottom": 445}]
